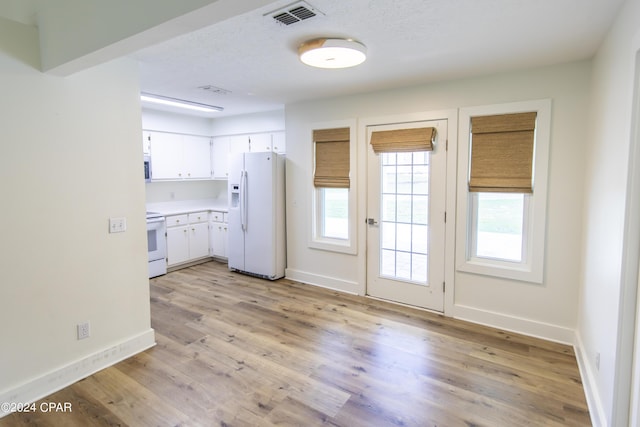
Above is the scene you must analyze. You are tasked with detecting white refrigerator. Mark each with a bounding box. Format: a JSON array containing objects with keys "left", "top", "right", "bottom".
[{"left": 228, "top": 151, "right": 286, "bottom": 280}]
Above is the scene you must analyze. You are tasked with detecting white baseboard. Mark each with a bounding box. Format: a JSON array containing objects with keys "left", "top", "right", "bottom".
[
  {"left": 0, "top": 328, "right": 155, "bottom": 418},
  {"left": 452, "top": 304, "right": 575, "bottom": 345},
  {"left": 285, "top": 268, "right": 359, "bottom": 295},
  {"left": 574, "top": 331, "right": 607, "bottom": 427}
]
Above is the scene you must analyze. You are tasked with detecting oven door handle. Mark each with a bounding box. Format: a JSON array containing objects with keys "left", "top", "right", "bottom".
[{"left": 146, "top": 217, "right": 166, "bottom": 224}]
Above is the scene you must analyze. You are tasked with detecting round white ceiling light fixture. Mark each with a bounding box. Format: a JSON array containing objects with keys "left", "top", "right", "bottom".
[{"left": 298, "top": 38, "right": 367, "bottom": 69}]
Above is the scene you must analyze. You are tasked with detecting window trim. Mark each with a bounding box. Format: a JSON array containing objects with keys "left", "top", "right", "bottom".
[
  {"left": 308, "top": 120, "right": 358, "bottom": 254},
  {"left": 456, "top": 99, "right": 551, "bottom": 283}
]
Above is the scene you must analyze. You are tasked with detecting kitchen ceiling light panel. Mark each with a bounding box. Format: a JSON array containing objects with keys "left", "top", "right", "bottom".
[
  {"left": 298, "top": 38, "right": 367, "bottom": 69},
  {"left": 140, "top": 93, "right": 223, "bottom": 112}
]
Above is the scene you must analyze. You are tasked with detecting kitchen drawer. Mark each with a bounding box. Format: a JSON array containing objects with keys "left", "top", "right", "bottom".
[
  {"left": 210, "top": 211, "right": 225, "bottom": 223},
  {"left": 223, "top": 212, "right": 228, "bottom": 223},
  {"left": 188, "top": 211, "right": 208, "bottom": 223},
  {"left": 166, "top": 214, "right": 188, "bottom": 227}
]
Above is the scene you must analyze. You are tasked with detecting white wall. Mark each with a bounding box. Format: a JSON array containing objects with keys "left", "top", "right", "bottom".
[
  {"left": 0, "top": 18, "right": 153, "bottom": 408},
  {"left": 285, "top": 60, "right": 590, "bottom": 342},
  {"left": 576, "top": 0, "right": 640, "bottom": 424},
  {"left": 210, "top": 109, "right": 285, "bottom": 136},
  {"left": 143, "top": 108, "right": 213, "bottom": 135}
]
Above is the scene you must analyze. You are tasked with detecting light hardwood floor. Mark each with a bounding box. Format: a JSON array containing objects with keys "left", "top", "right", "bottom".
[{"left": 2, "top": 261, "right": 591, "bottom": 426}]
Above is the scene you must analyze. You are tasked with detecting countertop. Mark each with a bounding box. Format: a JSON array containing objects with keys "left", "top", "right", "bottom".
[{"left": 146, "top": 198, "right": 228, "bottom": 217}]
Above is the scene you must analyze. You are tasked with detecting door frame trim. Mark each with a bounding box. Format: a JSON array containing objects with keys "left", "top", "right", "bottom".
[{"left": 356, "top": 109, "right": 458, "bottom": 315}]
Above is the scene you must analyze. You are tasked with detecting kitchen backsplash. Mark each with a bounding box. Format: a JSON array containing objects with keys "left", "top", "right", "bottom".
[{"left": 145, "top": 180, "right": 227, "bottom": 204}]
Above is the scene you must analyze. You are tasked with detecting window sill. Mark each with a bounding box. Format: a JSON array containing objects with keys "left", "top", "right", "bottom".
[
  {"left": 308, "top": 238, "right": 356, "bottom": 255},
  {"left": 457, "top": 258, "right": 542, "bottom": 284}
]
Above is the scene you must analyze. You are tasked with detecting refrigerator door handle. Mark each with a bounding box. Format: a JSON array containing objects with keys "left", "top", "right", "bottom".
[{"left": 240, "top": 170, "right": 248, "bottom": 231}]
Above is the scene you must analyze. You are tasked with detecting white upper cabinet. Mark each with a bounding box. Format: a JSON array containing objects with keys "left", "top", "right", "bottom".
[
  {"left": 248, "top": 133, "right": 272, "bottom": 152},
  {"left": 182, "top": 135, "right": 212, "bottom": 179},
  {"left": 148, "top": 131, "right": 212, "bottom": 181},
  {"left": 211, "top": 136, "right": 230, "bottom": 179},
  {"left": 271, "top": 131, "right": 286, "bottom": 154},
  {"left": 226, "top": 132, "right": 286, "bottom": 155},
  {"left": 228, "top": 134, "right": 250, "bottom": 155},
  {"left": 149, "top": 132, "right": 182, "bottom": 180},
  {"left": 142, "top": 131, "right": 152, "bottom": 154},
  {"left": 147, "top": 130, "right": 285, "bottom": 182}
]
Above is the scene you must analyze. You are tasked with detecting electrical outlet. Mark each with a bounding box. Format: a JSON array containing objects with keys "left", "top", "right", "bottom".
[
  {"left": 595, "top": 352, "right": 600, "bottom": 371},
  {"left": 77, "top": 322, "right": 90, "bottom": 340},
  {"left": 109, "top": 217, "right": 127, "bottom": 233}
]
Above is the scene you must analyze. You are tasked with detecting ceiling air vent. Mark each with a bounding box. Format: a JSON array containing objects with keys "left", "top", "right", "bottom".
[
  {"left": 267, "top": 1, "right": 323, "bottom": 26},
  {"left": 198, "top": 85, "right": 232, "bottom": 95}
]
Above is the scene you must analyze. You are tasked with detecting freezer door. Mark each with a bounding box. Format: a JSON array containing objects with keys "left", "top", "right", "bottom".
[
  {"left": 243, "top": 152, "right": 276, "bottom": 276},
  {"left": 227, "top": 152, "right": 245, "bottom": 271}
]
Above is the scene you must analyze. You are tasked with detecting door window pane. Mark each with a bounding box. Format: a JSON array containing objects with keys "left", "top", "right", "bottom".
[
  {"left": 381, "top": 249, "right": 396, "bottom": 276},
  {"left": 412, "top": 196, "right": 428, "bottom": 225},
  {"left": 382, "top": 194, "right": 396, "bottom": 222},
  {"left": 412, "top": 253, "right": 428, "bottom": 282},
  {"left": 397, "top": 195, "right": 412, "bottom": 223},
  {"left": 412, "top": 225, "right": 428, "bottom": 254},
  {"left": 381, "top": 221, "right": 396, "bottom": 250},
  {"left": 379, "top": 151, "right": 432, "bottom": 285}
]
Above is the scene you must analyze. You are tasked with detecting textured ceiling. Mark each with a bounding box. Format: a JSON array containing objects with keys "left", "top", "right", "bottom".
[{"left": 1, "top": 0, "right": 624, "bottom": 118}]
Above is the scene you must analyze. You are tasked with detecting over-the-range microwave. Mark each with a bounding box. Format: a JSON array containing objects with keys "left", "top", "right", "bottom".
[{"left": 144, "top": 155, "right": 151, "bottom": 182}]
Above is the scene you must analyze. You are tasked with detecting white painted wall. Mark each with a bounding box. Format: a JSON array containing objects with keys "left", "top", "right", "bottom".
[
  {"left": 143, "top": 108, "right": 213, "bottom": 136},
  {"left": 0, "top": 18, "right": 153, "bottom": 406},
  {"left": 285, "top": 60, "right": 590, "bottom": 342},
  {"left": 576, "top": 0, "right": 640, "bottom": 424},
  {"left": 210, "top": 109, "right": 285, "bottom": 136}
]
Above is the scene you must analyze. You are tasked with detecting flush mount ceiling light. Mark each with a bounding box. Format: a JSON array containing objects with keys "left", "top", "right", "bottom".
[
  {"left": 140, "top": 93, "right": 223, "bottom": 113},
  {"left": 298, "top": 38, "right": 367, "bottom": 69}
]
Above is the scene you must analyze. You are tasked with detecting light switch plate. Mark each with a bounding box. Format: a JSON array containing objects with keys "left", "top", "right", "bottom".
[{"left": 109, "top": 217, "right": 127, "bottom": 233}]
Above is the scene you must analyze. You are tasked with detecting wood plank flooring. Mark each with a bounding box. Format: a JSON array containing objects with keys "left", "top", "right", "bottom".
[{"left": 1, "top": 261, "right": 591, "bottom": 426}]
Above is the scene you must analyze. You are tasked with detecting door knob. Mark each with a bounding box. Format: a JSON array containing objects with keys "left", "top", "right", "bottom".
[{"left": 366, "top": 218, "right": 378, "bottom": 225}]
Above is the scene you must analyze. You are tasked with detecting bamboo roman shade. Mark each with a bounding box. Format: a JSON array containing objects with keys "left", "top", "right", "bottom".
[
  {"left": 313, "top": 127, "right": 350, "bottom": 188},
  {"left": 370, "top": 127, "right": 436, "bottom": 153},
  {"left": 469, "top": 112, "right": 537, "bottom": 193}
]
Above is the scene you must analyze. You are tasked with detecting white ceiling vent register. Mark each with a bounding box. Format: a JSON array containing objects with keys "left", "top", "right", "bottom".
[
  {"left": 198, "top": 85, "right": 232, "bottom": 95},
  {"left": 266, "top": 1, "right": 323, "bottom": 26}
]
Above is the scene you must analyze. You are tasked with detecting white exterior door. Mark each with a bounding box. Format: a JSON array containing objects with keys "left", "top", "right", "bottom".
[{"left": 366, "top": 120, "right": 448, "bottom": 312}]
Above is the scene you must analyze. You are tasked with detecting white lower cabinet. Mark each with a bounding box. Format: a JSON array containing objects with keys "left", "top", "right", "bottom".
[
  {"left": 188, "top": 213, "right": 210, "bottom": 259},
  {"left": 209, "top": 211, "right": 228, "bottom": 259},
  {"left": 166, "top": 212, "right": 210, "bottom": 267}
]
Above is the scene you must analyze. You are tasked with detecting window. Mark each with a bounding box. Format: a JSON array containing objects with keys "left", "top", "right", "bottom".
[
  {"left": 471, "top": 192, "right": 527, "bottom": 262},
  {"left": 309, "top": 121, "right": 357, "bottom": 254},
  {"left": 318, "top": 188, "right": 349, "bottom": 239},
  {"left": 456, "top": 100, "right": 551, "bottom": 283}
]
